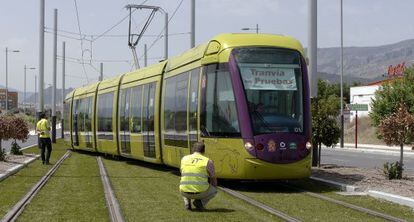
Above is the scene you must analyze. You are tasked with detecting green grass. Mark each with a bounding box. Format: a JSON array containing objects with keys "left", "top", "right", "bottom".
[
  {"left": 224, "top": 181, "right": 388, "bottom": 222},
  {"left": 290, "top": 179, "right": 414, "bottom": 222},
  {"left": 17, "top": 151, "right": 108, "bottom": 222},
  {"left": 102, "top": 158, "right": 280, "bottom": 222},
  {"left": 0, "top": 140, "right": 67, "bottom": 218}
]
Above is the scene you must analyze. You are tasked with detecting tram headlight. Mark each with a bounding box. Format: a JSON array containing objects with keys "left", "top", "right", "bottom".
[
  {"left": 244, "top": 142, "right": 254, "bottom": 151},
  {"left": 306, "top": 142, "right": 312, "bottom": 150}
]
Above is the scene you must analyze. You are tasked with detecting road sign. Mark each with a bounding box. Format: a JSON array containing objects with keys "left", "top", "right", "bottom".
[{"left": 349, "top": 103, "right": 368, "bottom": 111}]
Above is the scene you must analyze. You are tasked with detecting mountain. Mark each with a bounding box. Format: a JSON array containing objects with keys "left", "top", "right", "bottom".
[
  {"left": 317, "top": 39, "right": 414, "bottom": 81},
  {"left": 23, "top": 87, "right": 74, "bottom": 105}
]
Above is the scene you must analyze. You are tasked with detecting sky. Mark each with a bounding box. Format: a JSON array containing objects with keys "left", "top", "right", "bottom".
[{"left": 0, "top": 0, "right": 413, "bottom": 92}]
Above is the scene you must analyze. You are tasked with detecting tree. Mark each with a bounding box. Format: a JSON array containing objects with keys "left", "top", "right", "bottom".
[
  {"left": 370, "top": 66, "right": 414, "bottom": 127},
  {"left": 312, "top": 80, "right": 341, "bottom": 166},
  {"left": 0, "top": 115, "right": 12, "bottom": 152},
  {"left": 378, "top": 104, "right": 414, "bottom": 178},
  {"left": 370, "top": 65, "right": 414, "bottom": 178},
  {"left": 9, "top": 116, "right": 30, "bottom": 155}
]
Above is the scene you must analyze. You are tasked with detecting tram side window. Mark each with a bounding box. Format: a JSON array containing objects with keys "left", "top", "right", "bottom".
[
  {"left": 189, "top": 68, "right": 200, "bottom": 147},
  {"left": 97, "top": 92, "right": 114, "bottom": 140},
  {"left": 131, "top": 86, "right": 142, "bottom": 133},
  {"left": 164, "top": 72, "right": 189, "bottom": 148},
  {"left": 63, "top": 100, "right": 71, "bottom": 140},
  {"left": 201, "top": 64, "right": 240, "bottom": 137},
  {"left": 119, "top": 88, "right": 131, "bottom": 132}
]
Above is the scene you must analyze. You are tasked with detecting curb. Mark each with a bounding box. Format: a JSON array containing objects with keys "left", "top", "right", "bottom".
[
  {"left": 311, "top": 176, "right": 414, "bottom": 209},
  {"left": 310, "top": 176, "right": 361, "bottom": 192},
  {"left": 0, "top": 154, "right": 40, "bottom": 182},
  {"left": 324, "top": 146, "right": 414, "bottom": 156},
  {"left": 368, "top": 190, "right": 414, "bottom": 209}
]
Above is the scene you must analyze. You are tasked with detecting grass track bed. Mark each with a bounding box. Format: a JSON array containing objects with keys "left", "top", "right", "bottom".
[
  {"left": 102, "top": 158, "right": 281, "bottom": 222},
  {"left": 225, "top": 182, "right": 388, "bottom": 222},
  {"left": 16, "top": 151, "right": 109, "bottom": 221},
  {"left": 291, "top": 179, "right": 414, "bottom": 221},
  {"left": 0, "top": 140, "right": 67, "bottom": 218}
]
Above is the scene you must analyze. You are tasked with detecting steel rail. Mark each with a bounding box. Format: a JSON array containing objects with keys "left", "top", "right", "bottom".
[
  {"left": 218, "top": 186, "right": 302, "bottom": 222},
  {"left": 1, "top": 150, "right": 72, "bottom": 222},
  {"left": 97, "top": 156, "right": 125, "bottom": 222},
  {"left": 283, "top": 183, "right": 407, "bottom": 222}
]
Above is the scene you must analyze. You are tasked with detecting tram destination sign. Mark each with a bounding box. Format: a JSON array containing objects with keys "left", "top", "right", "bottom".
[{"left": 348, "top": 103, "right": 368, "bottom": 111}]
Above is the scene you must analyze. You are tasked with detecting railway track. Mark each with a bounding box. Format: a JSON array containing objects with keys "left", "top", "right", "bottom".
[
  {"left": 1, "top": 150, "right": 72, "bottom": 222},
  {"left": 282, "top": 182, "right": 407, "bottom": 222},
  {"left": 97, "top": 156, "right": 125, "bottom": 222},
  {"left": 220, "top": 181, "right": 407, "bottom": 222}
]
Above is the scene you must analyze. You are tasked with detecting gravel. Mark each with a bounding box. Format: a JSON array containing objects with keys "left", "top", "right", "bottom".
[
  {"left": 0, "top": 154, "right": 38, "bottom": 174},
  {"left": 312, "top": 164, "right": 414, "bottom": 198}
]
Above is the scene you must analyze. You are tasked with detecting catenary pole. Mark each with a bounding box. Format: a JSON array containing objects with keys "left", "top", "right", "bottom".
[
  {"left": 99, "top": 63, "right": 103, "bottom": 81},
  {"left": 38, "top": 0, "right": 45, "bottom": 116},
  {"left": 61, "top": 41, "right": 65, "bottom": 139},
  {"left": 308, "top": 0, "right": 318, "bottom": 166},
  {"left": 144, "top": 44, "right": 147, "bottom": 67},
  {"left": 5, "top": 47, "right": 8, "bottom": 111},
  {"left": 24, "top": 65, "right": 26, "bottom": 109},
  {"left": 164, "top": 12, "right": 168, "bottom": 60},
  {"left": 190, "top": 0, "right": 195, "bottom": 48},
  {"left": 340, "top": 0, "right": 344, "bottom": 148},
  {"left": 51, "top": 8, "right": 58, "bottom": 143}
]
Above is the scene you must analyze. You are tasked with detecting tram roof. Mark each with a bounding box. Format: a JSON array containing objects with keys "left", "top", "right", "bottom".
[{"left": 166, "top": 33, "right": 305, "bottom": 71}]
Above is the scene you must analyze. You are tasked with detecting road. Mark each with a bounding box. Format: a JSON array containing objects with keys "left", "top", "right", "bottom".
[
  {"left": 321, "top": 148, "right": 414, "bottom": 174},
  {"left": 1, "top": 129, "right": 62, "bottom": 153}
]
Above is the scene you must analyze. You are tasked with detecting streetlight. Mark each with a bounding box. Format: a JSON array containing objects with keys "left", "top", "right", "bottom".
[
  {"left": 24, "top": 65, "right": 36, "bottom": 110},
  {"left": 241, "top": 24, "right": 259, "bottom": 34},
  {"left": 5, "top": 47, "right": 20, "bottom": 111}
]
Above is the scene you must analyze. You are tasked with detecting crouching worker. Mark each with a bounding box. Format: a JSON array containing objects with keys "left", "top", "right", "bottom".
[{"left": 179, "top": 142, "right": 217, "bottom": 211}]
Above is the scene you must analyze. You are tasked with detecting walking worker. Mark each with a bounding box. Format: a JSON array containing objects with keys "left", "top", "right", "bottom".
[
  {"left": 179, "top": 142, "right": 217, "bottom": 211},
  {"left": 36, "top": 112, "right": 52, "bottom": 165}
]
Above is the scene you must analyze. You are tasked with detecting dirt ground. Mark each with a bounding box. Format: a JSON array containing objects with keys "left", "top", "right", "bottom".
[{"left": 313, "top": 164, "right": 414, "bottom": 198}]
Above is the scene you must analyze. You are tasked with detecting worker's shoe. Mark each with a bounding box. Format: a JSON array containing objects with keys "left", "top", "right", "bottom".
[
  {"left": 184, "top": 202, "right": 192, "bottom": 211},
  {"left": 192, "top": 200, "right": 204, "bottom": 211}
]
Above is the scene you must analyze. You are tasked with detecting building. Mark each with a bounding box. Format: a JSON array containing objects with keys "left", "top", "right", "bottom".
[
  {"left": 0, "top": 89, "right": 18, "bottom": 110},
  {"left": 349, "top": 62, "right": 407, "bottom": 121}
]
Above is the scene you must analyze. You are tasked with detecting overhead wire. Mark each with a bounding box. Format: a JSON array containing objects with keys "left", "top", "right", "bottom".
[
  {"left": 140, "top": 0, "right": 185, "bottom": 60},
  {"left": 73, "top": 0, "right": 90, "bottom": 83}
]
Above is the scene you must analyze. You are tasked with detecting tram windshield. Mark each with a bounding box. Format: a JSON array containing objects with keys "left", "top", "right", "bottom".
[{"left": 234, "top": 47, "right": 304, "bottom": 134}]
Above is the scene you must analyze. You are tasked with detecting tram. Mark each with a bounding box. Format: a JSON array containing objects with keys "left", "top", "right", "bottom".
[{"left": 63, "top": 33, "right": 312, "bottom": 179}]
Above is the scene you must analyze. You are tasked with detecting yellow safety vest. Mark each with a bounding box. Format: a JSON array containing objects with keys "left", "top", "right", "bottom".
[
  {"left": 179, "top": 152, "right": 210, "bottom": 193},
  {"left": 36, "top": 118, "right": 50, "bottom": 138}
]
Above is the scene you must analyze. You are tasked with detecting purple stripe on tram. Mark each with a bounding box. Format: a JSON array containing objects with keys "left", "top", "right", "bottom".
[
  {"left": 228, "top": 53, "right": 256, "bottom": 157},
  {"left": 301, "top": 56, "right": 311, "bottom": 139}
]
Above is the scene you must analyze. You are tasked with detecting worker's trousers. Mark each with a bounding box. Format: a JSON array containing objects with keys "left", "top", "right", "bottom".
[{"left": 181, "top": 186, "right": 217, "bottom": 207}]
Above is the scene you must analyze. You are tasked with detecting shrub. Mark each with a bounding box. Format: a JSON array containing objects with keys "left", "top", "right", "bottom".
[
  {"left": 10, "top": 141, "right": 23, "bottom": 155},
  {"left": 0, "top": 148, "right": 6, "bottom": 161},
  {"left": 383, "top": 161, "right": 403, "bottom": 180}
]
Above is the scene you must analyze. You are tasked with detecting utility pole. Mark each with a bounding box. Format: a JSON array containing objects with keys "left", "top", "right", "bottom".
[
  {"left": 308, "top": 0, "right": 318, "bottom": 166},
  {"left": 100, "top": 62, "right": 103, "bottom": 81},
  {"left": 61, "top": 41, "right": 65, "bottom": 139},
  {"left": 144, "top": 44, "right": 148, "bottom": 67},
  {"left": 340, "top": 0, "right": 345, "bottom": 148},
  {"left": 24, "top": 65, "right": 26, "bottom": 109},
  {"left": 38, "top": 0, "right": 45, "bottom": 116},
  {"left": 190, "top": 0, "right": 195, "bottom": 48},
  {"left": 24, "top": 65, "right": 36, "bottom": 111},
  {"left": 164, "top": 12, "right": 169, "bottom": 60},
  {"left": 5, "top": 48, "right": 8, "bottom": 111},
  {"left": 52, "top": 8, "right": 57, "bottom": 143},
  {"left": 35, "top": 75, "right": 37, "bottom": 110}
]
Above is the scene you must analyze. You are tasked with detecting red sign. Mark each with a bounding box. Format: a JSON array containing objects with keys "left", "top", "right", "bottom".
[{"left": 388, "top": 62, "right": 405, "bottom": 77}]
